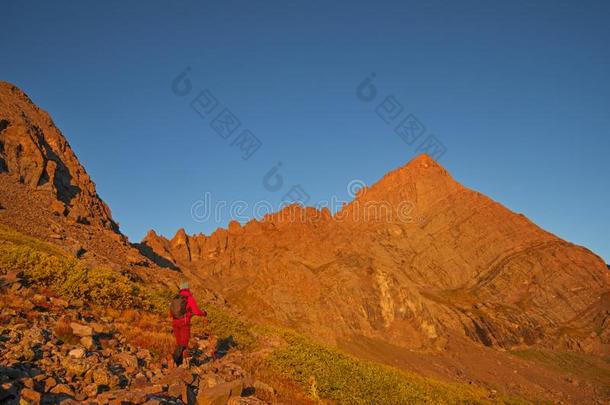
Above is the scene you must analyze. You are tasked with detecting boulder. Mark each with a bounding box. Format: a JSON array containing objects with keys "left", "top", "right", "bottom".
[
  {"left": 167, "top": 381, "right": 184, "bottom": 398},
  {"left": 83, "top": 383, "right": 99, "bottom": 398},
  {"left": 80, "top": 336, "right": 94, "bottom": 350},
  {"left": 92, "top": 368, "right": 110, "bottom": 386},
  {"left": 160, "top": 367, "right": 194, "bottom": 386},
  {"left": 43, "top": 377, "right": 57, "bottom": 392},
  {"left": 197, "top": 379, "right": 243, "bottom": 405},
  {"left": 50, "top": 383, "right": 74, "bottom": 396},
  {"left": 132, "top": 373, "right": 148, "bottom": 388},
  {"left": 114, "top": 352, "right": 138, "bottom": 373},
  {"left": 68, "top": 348, "right": 86, "bottom": 359},
  {"left": 20, "top": 377, "right": 34, "bottom": 389},
  {"left": 119, "top": 389, "right": 147, "bottom": 404},
  {"left": 19, "top": 387, "right": 41, "bottom": 404},
  {"left": 70, "top": 322, "right": 93, "bottom": 337},
  {"left": 60, "top": 357, "right": 90, "bottom": 377}
]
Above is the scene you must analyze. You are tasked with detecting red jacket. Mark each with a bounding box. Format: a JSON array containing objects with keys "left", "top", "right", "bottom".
[{"left": 171, "top": 289, "right": 206, "bottom": 323}]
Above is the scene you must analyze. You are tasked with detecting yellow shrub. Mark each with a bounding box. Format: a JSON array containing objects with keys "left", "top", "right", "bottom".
[
  {"left": 268, "top": 331, "right": 526, "bottom": 405},
  {"left": 0, "top": 244, "right": 158, "bottom": 310},
  {"left": 195, "top": 305, "right": 257, "bottom": 349}
]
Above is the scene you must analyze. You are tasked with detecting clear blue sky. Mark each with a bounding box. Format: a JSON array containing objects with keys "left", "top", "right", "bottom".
[{"left": 1, "top": 1, "right": 609, "bottom": 262}]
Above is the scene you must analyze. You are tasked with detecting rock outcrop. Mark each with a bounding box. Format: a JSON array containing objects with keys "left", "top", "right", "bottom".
[
  {"left": 143, "top": 154, "right": 610, "bottom": 356},
  {"left": 0, "top": 81, "right": 117, "bottom": 231}
]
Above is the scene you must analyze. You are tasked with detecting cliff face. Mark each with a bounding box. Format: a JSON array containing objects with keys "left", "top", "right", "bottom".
[
  {"left": 143, "top": 154, "right": 610, "bottom": 355},
  {"left": 0, "top": 81, "right": 117, "bottom": 231},
  {"left": 0, "top": 82, "right": 168, "bottom": 283}
]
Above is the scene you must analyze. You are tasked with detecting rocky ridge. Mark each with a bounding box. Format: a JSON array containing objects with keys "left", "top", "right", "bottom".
[{"left": 142, "top": 155, "right": 610, "bottom": 357}]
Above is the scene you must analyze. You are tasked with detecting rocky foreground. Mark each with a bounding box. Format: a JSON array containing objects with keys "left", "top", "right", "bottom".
[{"left": 0, "top": 274, "right": 274, "bottom": 405}]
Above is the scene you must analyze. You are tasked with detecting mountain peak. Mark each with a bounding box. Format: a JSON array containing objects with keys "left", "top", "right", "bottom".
[
  {"left": 406, "top": 153, "right": 441, "bottom": 167},
  {"left": 143, "top": 229, "right": 161, "bottom": 241},
  {"left": 394, "top": 153, "right": 450, "bottom": 179},
  {"left": 172, "top": 228, "right": 188, "bottom": 241},
  {"left": 345, "top": 154, "right": 459, "bottom": 213}
]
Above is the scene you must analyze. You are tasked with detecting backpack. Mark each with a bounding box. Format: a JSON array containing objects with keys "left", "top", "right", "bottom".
[{"left": 169, "top": 294, "right": 188, "bottom": 319}]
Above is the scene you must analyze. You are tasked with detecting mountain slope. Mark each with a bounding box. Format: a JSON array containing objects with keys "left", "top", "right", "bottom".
[{"left": 143, "top": 154, "right": 610, "bottom": 357}]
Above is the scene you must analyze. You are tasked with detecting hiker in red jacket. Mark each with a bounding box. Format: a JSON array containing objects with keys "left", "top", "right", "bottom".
[{"left": 169, "top": 282, "right": 206, "bottom": 366}]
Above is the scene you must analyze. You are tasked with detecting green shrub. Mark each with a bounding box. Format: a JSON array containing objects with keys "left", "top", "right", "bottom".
[
  {"left": 146, "top": 288, "right": 176, "bottom": 314},
  {"left": 196, "top": 305, "right": 257, "bottom": 349},
  {"left": 0, "top": 244, "right": 155, "bottom": 310},
  {"left": 268, "top": 331, "right": 525, "bottom": 405}
]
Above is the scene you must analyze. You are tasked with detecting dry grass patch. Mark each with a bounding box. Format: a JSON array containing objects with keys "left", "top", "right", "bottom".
[
  {"left": 112, "top": 309, "right": 176, "bottom": 360},
  {"left": 511, "top": 349, "right": 610, "bottom": 394},
  {"left": 240, "top": 354, "right": 317, "bottom": 405},
  {"left": 118, "top": 325, "right": 175, "bottom": 359}
]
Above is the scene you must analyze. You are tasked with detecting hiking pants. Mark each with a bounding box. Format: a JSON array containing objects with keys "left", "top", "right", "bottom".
[{"left": 172, "top": 317, "right": 190, "bottom": 365}]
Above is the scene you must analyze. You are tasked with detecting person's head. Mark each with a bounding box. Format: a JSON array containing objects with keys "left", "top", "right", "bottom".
[{"left": 179, "top": 281, "right": 189, "bottom": 290}]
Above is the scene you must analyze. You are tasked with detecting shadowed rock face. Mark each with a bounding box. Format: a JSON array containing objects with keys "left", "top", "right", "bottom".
[
  {"left": 143, "top": 154, "right": 610, "bottom": 355},
  {"left": 0, "top": 81, "right": 117, "bottom": 232}
]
